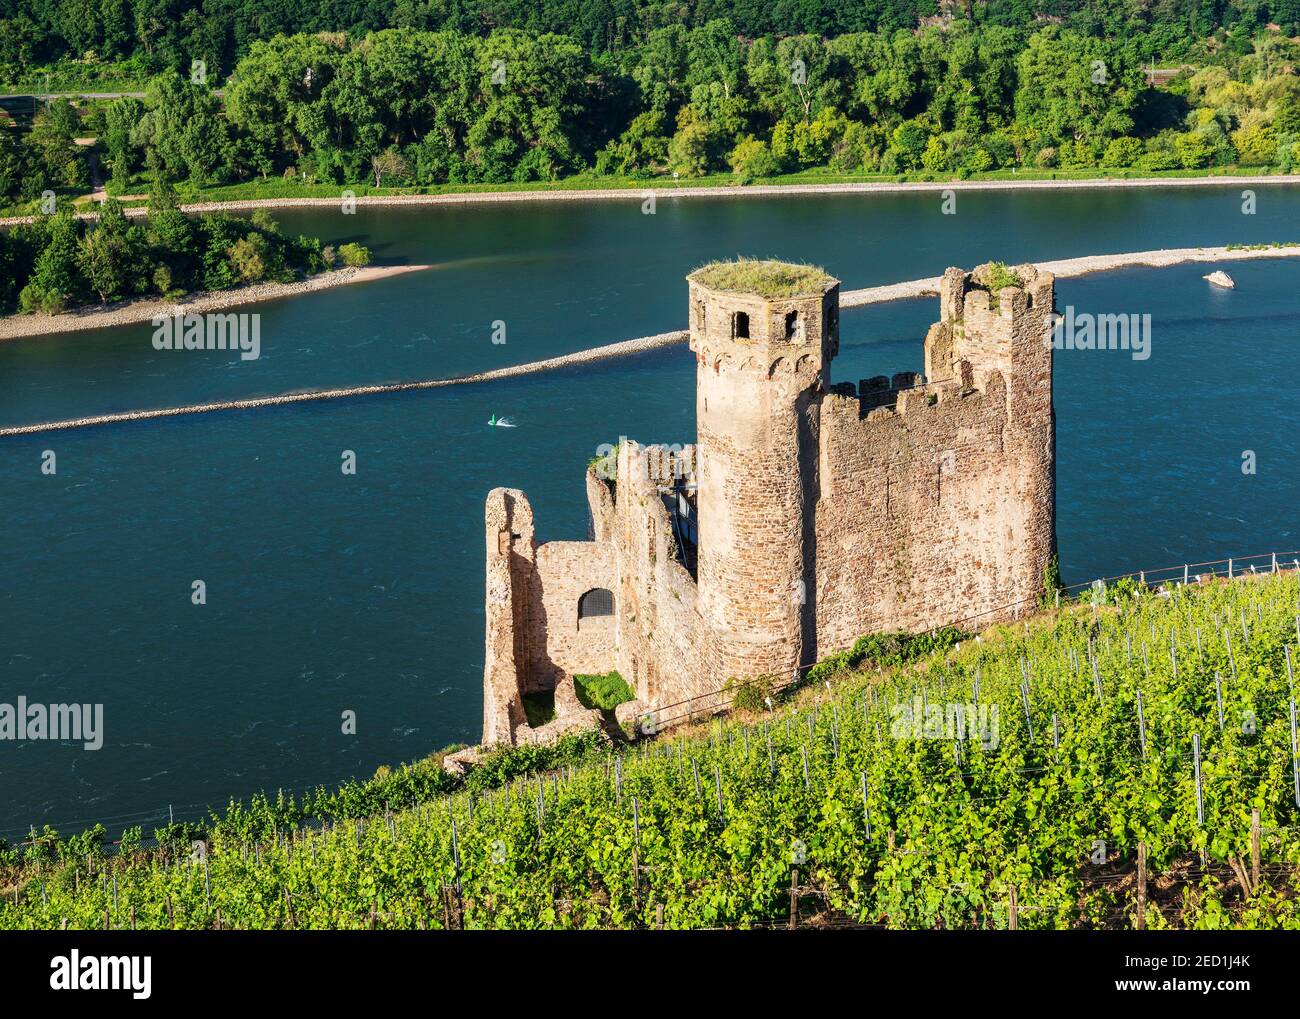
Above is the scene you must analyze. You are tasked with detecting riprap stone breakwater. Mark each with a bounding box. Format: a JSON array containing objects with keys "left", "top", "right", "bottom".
[{"left": 2, "top": 245, "right": 1295, "bottom": 438}]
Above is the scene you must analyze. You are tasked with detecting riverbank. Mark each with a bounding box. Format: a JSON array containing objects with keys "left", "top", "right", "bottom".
[
  {"left": 3, "top": 171, "right": 1298, "bottom": 226},
  {"left": 4, "top": 244, "right": 1296, "bottom": 437},
  {"left": 0, "top": 264, "right": 433, "bottom": 342}
]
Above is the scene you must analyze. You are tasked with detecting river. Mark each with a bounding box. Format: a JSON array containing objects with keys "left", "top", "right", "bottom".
[{"left": 1, "top": 184, "right": 1297, "bottom": 838}]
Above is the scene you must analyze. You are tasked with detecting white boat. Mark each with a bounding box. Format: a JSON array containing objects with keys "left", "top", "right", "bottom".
[{"left": 1203, "top": 270, "right": 1235, "bottom": 289}]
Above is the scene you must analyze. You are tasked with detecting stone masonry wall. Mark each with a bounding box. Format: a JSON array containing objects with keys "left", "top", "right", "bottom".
[{"left": 481, "top": 263, "right": 1056, "bottom": 745}]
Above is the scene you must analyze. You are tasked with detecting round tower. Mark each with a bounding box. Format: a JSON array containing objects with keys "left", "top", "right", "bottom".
[{"left": 686, "top": 260, "right": 841, "bottom": 688}]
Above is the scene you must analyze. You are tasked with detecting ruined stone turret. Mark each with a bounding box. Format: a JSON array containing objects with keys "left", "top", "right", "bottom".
[{"left": 686, "top": 260, "right": 840, "bottom": 687}]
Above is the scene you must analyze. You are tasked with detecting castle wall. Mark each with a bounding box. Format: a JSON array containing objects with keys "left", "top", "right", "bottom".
[
  {"left": 481, "top": 262, "right": 1056, "bottom": 746},
  {"left": 813, "top": 373, "right": 1043, "bottom": 650},
  {"left": 482, "top": 488, "right": 534, "bottom": 746},
  {"left": 605, "top": 442, "right": 711, "bottom": 715},
  {"left": 526, "top": 541, "right": 618, "bottom": 686}
]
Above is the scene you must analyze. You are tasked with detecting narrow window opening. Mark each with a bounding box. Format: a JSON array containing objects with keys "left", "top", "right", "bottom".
[
  {"left": 785, "top": 311, "right": 801, "bottom": 341},
  {"left": 733, "top": 311, "right": 749, "bottom": 340}
]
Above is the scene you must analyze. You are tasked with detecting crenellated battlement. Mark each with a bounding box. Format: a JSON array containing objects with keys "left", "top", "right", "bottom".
[
  {"left": 481, "top": 259, "right": 1056, "bottom": 747},
  {"left": 925, "top": 263, "right": 1056, "bottom": 388}
]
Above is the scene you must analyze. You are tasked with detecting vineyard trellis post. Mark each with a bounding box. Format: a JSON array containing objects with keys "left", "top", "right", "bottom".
[
  {"left": 1192, "top": 734, "right": 1204, "bottom": 826},
  {"left": 1136, "top": 843, "right": 1147, "bottom": 929},
  {"left": 451, "top": 817, "right": 464, "bottom": 929},
  {"left": 788, "top": 868, "right": 799, "bottom": 930},
  {"left": 860, "top": 771, "right": 871, "bottom": 840},
  {"left": 631, "top": 796, "right": 641, "bottom": 914},
  {"left": 1137, "top": 690, "right": 1147, "bottom": 761},
  {"left": 1251, "top": 809, "right": 1261, "bottom": 891},
  {"left": 1020, "top": 681, "right": 1034, "bottom": 742},
  {"left": 1290, "top": 699, "right": 1300, "bottom": 809},
  {"left": 1007, "top": 884, "right": 1018, "bottom": 930}
]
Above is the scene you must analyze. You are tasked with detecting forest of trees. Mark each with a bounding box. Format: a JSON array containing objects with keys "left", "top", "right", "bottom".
[
  {"left": 4, "top": 0, "right": 1300, "bottom": 80},
  {"left": 0, "top": 185, "right": 340, "bottom": 313},
  {"left": 2, "top": 18, "right": 1298, "bottom": 206}
]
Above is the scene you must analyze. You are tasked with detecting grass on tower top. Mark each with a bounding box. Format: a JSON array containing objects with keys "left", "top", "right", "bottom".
[{"left": 689, "top": 258, "right": 836, "bottom": 299}]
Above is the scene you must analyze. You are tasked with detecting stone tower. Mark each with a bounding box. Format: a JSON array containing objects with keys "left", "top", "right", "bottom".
[
  {"left": 686, "top": 261, "right": 841, "bottom": 688},
  {"left": 924, "top": 262, "right": 1057, "bottom": 603}
]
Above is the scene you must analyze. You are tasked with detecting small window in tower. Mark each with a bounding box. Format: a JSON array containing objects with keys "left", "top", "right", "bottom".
[
  {"left": 784, "top": 311, "right": 802, "bottom": 342},
  {"left": 733, "top": 311, "right": 749, "bottom": 340}
]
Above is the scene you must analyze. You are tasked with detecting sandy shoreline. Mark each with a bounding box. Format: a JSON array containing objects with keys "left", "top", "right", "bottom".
[
  {"left": 2, "top": 244, "right": 1295, "bottom": 438},
  {"left": 0, "top": 264, "right": 433, "bottom": 342},
  {"left": 1, "top": 172, "right": 1297, "bottom": 227}
]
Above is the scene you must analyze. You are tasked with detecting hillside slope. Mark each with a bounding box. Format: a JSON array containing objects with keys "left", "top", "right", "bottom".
[{"left": 5, "top": 571, "right": 1300, "bottom": 929}]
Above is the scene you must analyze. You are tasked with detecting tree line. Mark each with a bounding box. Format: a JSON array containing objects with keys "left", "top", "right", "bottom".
[
  {"left": 4, "top": 19, "right": 1299, "bottom": 204},
  {"left": 4, "top": 0, "right": 1300, "bottom": 84}
]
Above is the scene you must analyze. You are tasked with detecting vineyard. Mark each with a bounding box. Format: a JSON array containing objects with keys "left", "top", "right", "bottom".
[{"left": 5, "top": 570, "right": 1300, "bottom": 930}]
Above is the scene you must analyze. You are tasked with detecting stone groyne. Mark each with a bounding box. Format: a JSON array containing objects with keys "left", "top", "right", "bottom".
[
  {"left": 0, "top": 330, "right": 688, "bottom": 437},
  {"left": 838, "top": 243, "right": 1300, "bottom": 307},
  {"left": 3, "top": 244, "right": 1297, "bottom": 438}
]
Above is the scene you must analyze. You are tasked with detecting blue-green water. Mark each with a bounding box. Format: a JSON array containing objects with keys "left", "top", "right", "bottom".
[{"left": 1, "top": 187, "right": 1298, "bottom": 837}]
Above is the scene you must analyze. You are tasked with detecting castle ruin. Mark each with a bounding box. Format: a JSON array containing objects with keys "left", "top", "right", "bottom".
[{"left": 481, "top": 260, "right": 1056, "bottom": 745}]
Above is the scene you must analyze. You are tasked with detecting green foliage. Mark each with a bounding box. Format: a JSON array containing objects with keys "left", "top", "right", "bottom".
[
  {"left": 522, "top": 691, "right": 556, "bottom": 729},
  {"left": 27, "top": 100, "right": 88, "bottom": 189},
  {"left": 7, "top": 194, "right": 331, "bottom": 314},
  {"left": 18, "top": 210, "right": 83, "bottom": 313},
  {"left": 1041, "top": 554, "right": 1062, "bottom": 607},
  {"left": 690, "top": 258, "right": 832, "bottom": 298},
  {"left": 806, "top": 626, "right": 966, "bottom": 687},
  {"left": 7, "top": 576, "right": 1300, "bottom": 928},
  {"left": 725, "top": 675, "right": 776, "bottom": 712},
  {"left": 337, "top": 242, "right": 373, "bottom": 268},
  {"left": 979, "top": 260, "right": 1023, "bottom": 309},
  {"left": 102, "top": 97, "right": 145, "bottom": 185},
  {"left": 10, "top": 14, "right": 1300, "bottom": 207},
  {"left": 727, "top": 136, "right": 781, "bottom": 182},
  {"left": 573, "top": 671, "right": 635, "bottom": 712},
  {"left": 1102, "top": 136, "right": 1146, "bottom": 167},
  {"left": 981, "top": 261, "right": 1022, "bottom": 294}
]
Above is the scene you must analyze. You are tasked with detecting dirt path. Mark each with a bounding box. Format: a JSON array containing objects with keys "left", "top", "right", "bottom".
[{"left": 2, "top": 172, "right": 1297, "bottom": 227}]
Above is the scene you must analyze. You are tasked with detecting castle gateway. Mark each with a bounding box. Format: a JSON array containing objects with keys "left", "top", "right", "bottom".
[{"left": 482, "top": 260, "right": 1056, "bottom": 746}]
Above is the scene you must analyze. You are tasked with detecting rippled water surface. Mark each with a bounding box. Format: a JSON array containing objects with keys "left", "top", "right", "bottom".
[{"left": 1, "top": 186, "right": 1297, "bottom": 836}]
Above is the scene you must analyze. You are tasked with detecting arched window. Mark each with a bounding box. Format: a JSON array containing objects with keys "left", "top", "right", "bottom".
[
  {"left": 578, "top": 588, "right": 614, "bottom": 620},
  {"left": 733, "top": 311, "right": 749, "bottom": 340}
]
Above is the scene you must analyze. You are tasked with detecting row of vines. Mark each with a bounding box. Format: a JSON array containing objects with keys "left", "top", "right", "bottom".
[{"left": 4, "top": 571, "right": 1300, "bottom": 929}]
